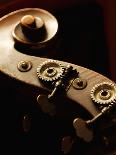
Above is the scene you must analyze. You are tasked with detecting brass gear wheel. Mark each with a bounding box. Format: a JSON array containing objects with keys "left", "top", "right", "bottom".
[
  {"left": 91, "top": 82, "right": 116, "bottom": 105},
  {"left": 37, "top": 60, "right": 63, "bottom": 82}
]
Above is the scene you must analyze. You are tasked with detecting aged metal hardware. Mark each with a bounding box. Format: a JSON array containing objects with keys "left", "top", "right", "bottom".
[
  {"left": 37, "top": 65, "right": 78, "bottom": 115},
  {"left": 37, "top": 60, "right": 79, "bottom": 87},
  {"left": 17, "top": 60, "right": 32, "bottom": 72},
  {"left": 37, "top": 94, "right": 56, "bottom": 116},
  {"left": 37, "top": 80, "right": 65, "bottom": 116},
  {"left": 72, "top": 78, "right": 87, "bottom": 90},
  {"left": 73, "top": 102, "right": 116, "bottom": 142},
  {"left": 91, "top": 82, "right": 116, "bottom": 105},
  {"left": 37, "top": 60, "right": 63, "bottom": 83}
]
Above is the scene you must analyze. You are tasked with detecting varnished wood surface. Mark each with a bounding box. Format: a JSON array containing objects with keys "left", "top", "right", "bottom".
[
  {"left": 0, "top": 8, "right": 115, "bottom": 155},
  {"left": 0, "top": 0, "right": 35, "bottom": 17},
  {"left": 0, "top": 8, "right": 115, "bottom": 117}
]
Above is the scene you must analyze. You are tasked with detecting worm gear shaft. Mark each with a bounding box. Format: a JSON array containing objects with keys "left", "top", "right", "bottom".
[
  {"left": 91, "top": 82, "right": 116, "bottom": 105},
  {"left": 37, "top": 60, "right": 63, "bottom": 83}
]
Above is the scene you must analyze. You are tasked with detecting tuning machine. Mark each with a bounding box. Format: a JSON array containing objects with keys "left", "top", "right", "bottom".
[
  {"left": 91, "top": 82, "right": 116, "bottom": 106},
  {"left": 73, "top": 82, "right": 116, "bottom": 143},
  {"left": 37, "top": 60, "right": 79, "bottom": 115}
]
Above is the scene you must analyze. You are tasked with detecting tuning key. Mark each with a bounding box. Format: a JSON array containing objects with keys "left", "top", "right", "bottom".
[
  {"left": 37, "top": 94, "right": 56, "bottom": 116},
  {"left": 61, "top": 136, "right": 74, "bottom": 154},
  {"left": 22, "top": 114, "right": 31, "bottom": 133},
  {"left": 73, "top": 103, "right": 115, "bottom": 142}
]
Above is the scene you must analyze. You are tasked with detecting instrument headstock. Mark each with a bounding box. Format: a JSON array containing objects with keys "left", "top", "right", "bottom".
[{"left": 0, "top": 8, "right": 115, "bottom": 155}]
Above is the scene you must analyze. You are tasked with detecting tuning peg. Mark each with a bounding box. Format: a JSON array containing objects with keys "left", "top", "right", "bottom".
[
  {"left": 22, "top": 114, "right": 31, "bottom": 133},
  {"left": 37, "top": 79, "right": 64, "bottom": 116},
  {"left": 73, "top": 118, "right": 94, "bottom": 142},
  {"left": 37, "top": 65, "right": 76, "bottom": 116},
  {"left": 37, "top": 94, "right": 56, "bottom": 116},
  {"left": 73, "top": 103, "right": 115, "bottom": 142},
  {"left": 61, "top": 136, "right": 74, "bottom": 154}
]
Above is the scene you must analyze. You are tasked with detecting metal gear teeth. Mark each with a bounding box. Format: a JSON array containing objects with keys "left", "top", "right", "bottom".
[
  {"left": 90, "top": 82, "right": 116, "bottom": 105},
  {"left": 37, "top": 60, "right": 63, "bottom": 83}
]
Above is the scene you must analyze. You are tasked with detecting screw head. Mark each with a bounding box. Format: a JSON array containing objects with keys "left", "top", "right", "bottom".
[
  {"left": 17, "top": 60, "right": 32, "bottom": 72},
  {"left": 72, "top": 78, "right": 87, "bottom": 90}
]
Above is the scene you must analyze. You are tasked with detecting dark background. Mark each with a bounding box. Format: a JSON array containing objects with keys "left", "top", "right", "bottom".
[{"left": 54, "top": 3, "right": 110, "bottom": 78}]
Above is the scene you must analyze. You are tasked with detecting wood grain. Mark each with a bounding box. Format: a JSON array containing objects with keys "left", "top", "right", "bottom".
[{"left": 0, "top": 8, "right": 115, "bottom": 118}]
